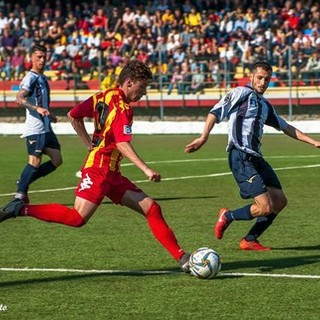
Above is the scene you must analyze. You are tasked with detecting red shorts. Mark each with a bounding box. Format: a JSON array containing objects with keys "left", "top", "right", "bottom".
[{"left": 75, "top": 167, "right": 143, "bottom": 205}]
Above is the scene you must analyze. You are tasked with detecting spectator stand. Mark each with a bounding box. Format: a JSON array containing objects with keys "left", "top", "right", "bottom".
[{"left": 0, "top": 0, "right": 319, "bottom": 118}]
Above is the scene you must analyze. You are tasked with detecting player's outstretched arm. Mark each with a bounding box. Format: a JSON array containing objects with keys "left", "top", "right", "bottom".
[
  {"left": 116, "top": 141, "right": 161, "bottom": 182},
  {"left": 185, "top": 113, "right": 217, "bottom": 153},
  {"left": 283, "top": 124, "right": 320, "bottom": 148},
  {"left": 67, "top": 111, "right": 93, "bottom": 151}
]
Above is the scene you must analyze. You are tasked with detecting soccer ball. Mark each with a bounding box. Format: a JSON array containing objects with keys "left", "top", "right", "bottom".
[{"left": 189, "top": 247, "right": 221, "bottom": 279}]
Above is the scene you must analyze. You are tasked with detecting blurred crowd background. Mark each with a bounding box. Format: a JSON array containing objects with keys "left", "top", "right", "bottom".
[{"left": 0, "top": 0, "right": 319, "bottom": 93}]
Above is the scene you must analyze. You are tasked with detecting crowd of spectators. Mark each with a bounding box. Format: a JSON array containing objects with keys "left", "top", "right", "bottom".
[{"left": 0, "top": 0, "right": 319, "bottom": 93}]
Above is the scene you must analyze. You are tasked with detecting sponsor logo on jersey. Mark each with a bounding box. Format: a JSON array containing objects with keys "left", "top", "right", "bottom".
[{"left": 123, "top": 125, "right": 132, "bottom": 134}]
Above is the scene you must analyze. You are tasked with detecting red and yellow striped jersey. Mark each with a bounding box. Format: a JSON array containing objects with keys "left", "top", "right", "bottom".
[{"left": 69, "top": 88, "right": 133, "bottom": 172}]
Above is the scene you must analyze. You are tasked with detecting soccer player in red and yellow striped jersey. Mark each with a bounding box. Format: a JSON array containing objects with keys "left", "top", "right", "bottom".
[{"left": 0, "top": 60, "right": 190, "bottom": 273}]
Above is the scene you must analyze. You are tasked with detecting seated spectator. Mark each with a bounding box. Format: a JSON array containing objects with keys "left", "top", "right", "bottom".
[
  {"left": 292, "top": 51, "right": 308, "bottom": 83},
  {"left": 286, "top": 9, "right": 300, "bottom": 31},
  {"left": 152, "top": 10, "right": 164, "bottom": 39},
  {"left": 88, "top": 44, "right": 100, "bottom": 79},
  {"left": 54, "top": 49, "right": 72, "bottom": 80},
  {"left": 153, "top": 36, "right": 168, "bottom": 64},
  {"left": 17, "top": 30, "right": 33, "bottom": 55},
  {"left": 87, "top": 30, "right": 101, "bottom": 49},
  {"left": 161, "top": 8, "right": 174, "bottom": 34},
  {"left": 186, "top": 6, "right": 202, "bottom": 27},
  {"left": 0, "top": 55, "right": 12, "bottom": 80},
  {"left": 136, "top": 37, "right": 154, "bottom": 60},
  {"left": 204, "top": 16, "right": 219, "bottom": 40},
  {"left": 145, "top": 0, "right": 157, "bottom": 15},
  {"left": 109, "top": 48, "right": 123, "bottom": 67},
  {"left": 122, "top": 7, "right": 135, "bottom": 27},
  {"left": 65, "top": 60, "right": 87, "bottom": 90},
  {"left": 8, "top": 11, "right": 20, "bottom": 29},
  {"left": 167, "top": 65, "right": 185, "bottom": 95},
  {"left": 302, "top": 51, "right": 320, "bottom": 85},
  {"left": 209, "top": 59, "right": 221, "bottom": 87},
  {"left": 100, "top": 65, "right": 118, "bottom": 91},
  {"left": 46, "top": 20, "right": 62, "bottom": 44},
  {"left": 18, "top": 9, "right": 28, "bottom": 30},
  {"left": 186, "top": 64, "right": 205, "bottom": 94},
  {"left": 137, "top": 9, "right": 152, "bottom": 29},
  {"left": 233, "top": 14, "right": 247, "bottom": 33},
  {"left": 63, "top": 11, "right": 78, "bottom": 37},
  {"left": 182, "top": 0, "right": 193, "bottom": 14},
  {"left": 301, "top": 39, "right": 317, "bottom": 56},
  {"left": 166, "top": 34, "right": 180, "bottom": 54},
  {"left": 93, "top": 8, "right": 108, "bottom": 37},
  {"left": 136, "top": 48, "right": 149, "bottom": 63},
  {"left": 240, "top": 45, "right": 255, "bottom": 74},
  {"left": 114, "top": 59, "right": 124, "bottom": 79},
  {"left": 0, "top": 11, "right": 9, "bottom": 33},
  {"left": 245, "top": 13, "right": 259, "bottom": 36},
  {"left": 41, "top": 2, "right": 53, "bottom": 18},
  {"left": 52, "top": 8, "right": 65, "bottom": 28},
  {"left": 49, "top": 39, "right": 66, "bottom": 64},
  {"left": 275, "top": 55, "right": 289, "bottom": 84},
  {"left": 66, "top": 38, "right": 80, "bottom": 58},
  {"left": 172, "top": 46, "right": 186, "bottom": 65},
  {"left": 11, "top": 48, "right": 25, "bottom": 80},
  {"left": 107, "top": 7, "right": 122, "bottom": 34},
  {"left": 25, "top": 0, "right": 40, "bottom": 21},
  {"left": 0, "top": 27, "right": 17, "bottom": 59}
]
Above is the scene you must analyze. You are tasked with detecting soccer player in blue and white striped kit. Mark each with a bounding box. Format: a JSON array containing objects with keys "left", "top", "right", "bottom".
[
  {"left": 14, "top": 44, "right": 63, "bottom": 203},
  {"left": 185, "top": 61, "right": 320, "bottom": 250}
]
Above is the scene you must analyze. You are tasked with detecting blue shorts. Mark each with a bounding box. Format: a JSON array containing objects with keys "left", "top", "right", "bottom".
[
  {"left": 26, "top": 130, "right": 61, "bottom": 157},
  {"left": 228, "top": 148, "right": 282, "bottom": 199}
]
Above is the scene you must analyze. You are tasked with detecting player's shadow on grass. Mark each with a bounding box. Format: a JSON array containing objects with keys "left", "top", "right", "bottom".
[
  {"left": 62, "top": 196, "right": 217, "bottom": 206},
  {"left": 272, "top": 244, "right": 320, "bottom": 251},
  {"left": 222, "top": 254, "right": 320, "bottom": 272},
  {"left": 0, "top": 269, "right": 185, "bottom": 288}
]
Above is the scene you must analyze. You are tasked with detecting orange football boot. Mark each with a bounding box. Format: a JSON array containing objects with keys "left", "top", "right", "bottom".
[{"left": 239, "top": 238, "right": 271, "bottom": 251}]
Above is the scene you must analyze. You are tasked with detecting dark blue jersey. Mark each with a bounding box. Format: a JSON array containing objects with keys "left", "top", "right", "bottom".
[{"left": 210, "top": 86, "right": 289, "bottom": 156}]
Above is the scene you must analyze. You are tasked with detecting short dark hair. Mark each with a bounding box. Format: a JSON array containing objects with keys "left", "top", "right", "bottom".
[
  {"left": 252, "top": 61, "right": 272, "bottom": 73},
  {"left": 31, "top": 43, "right": 47, "bottom": 54},
  {"left": 118, "top": 60, "right": 153, "bottom": 85}
]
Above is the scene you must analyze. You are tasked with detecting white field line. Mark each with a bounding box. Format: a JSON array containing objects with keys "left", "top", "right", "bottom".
[
  {"left": 0, "top": 267, "right": 319, "bottom": 279},
  {"left": 1, "top": 156, "right": 320, "bottom": 198}
]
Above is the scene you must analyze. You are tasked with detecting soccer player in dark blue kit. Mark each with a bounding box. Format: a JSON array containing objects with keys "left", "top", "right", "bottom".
[
  {"left": 14, "top": 44, "right": 62, "bottom": 203},
  {"left": 185, "top": 61, "right": 320, "bottom": 250}
]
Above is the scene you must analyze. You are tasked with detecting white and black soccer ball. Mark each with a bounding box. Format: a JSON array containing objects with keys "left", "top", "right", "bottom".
[{"left": 189, "top": 247, "right": 221, "bottom": 279}]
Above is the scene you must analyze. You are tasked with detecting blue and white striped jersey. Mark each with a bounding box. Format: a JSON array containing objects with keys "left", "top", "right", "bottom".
[
  {"left": 20, "top": 70, "right": 51, "bottom": 137},
  {"left": 210, "top": 86, "right": 289, "bottom": 157}
]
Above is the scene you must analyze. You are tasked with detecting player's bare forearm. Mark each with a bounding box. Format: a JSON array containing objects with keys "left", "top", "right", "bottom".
[
  {"left": 185, "top": 113, "right": 217, "bottom": 153},
  {"left": 116, "top": 141, "right": 161, "bottom": 182},
  {"left": 16, "top": 88, "right": 49, "bottom": 116},
  {"left": 283, "top": 124, "right": 320, "bottom": 148},
  {"left": 67, "top": 113, "right": 92, "bottom": 150},
  {"left": 16, "top": 88, "right": 38, "bottom": 111}
]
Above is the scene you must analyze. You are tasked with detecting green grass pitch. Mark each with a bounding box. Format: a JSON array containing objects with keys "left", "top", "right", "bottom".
[{"left": 0, "top": 134, "right": 319, "bottom": 319}]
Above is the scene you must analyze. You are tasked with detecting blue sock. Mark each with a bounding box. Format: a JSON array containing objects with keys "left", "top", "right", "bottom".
[
  {"left": 225, "top": 205, "right": 254, "bottom": 221},
  {"left": 245, "top": 213, "right": 277, "bottom": 241},
  {"left": 30, "top": 161, "right": 57, "bottom": 184},
  {"left": 17, "top": 164, "right": 38, "bottom": 193}
]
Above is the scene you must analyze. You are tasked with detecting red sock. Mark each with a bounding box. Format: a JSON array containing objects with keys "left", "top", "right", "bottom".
[
  {"left": 146, "top": 202, "right": 184, "bottom": 261},
  {"left": 22, "top": 204, "right": 86, "bottom": 227}
]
